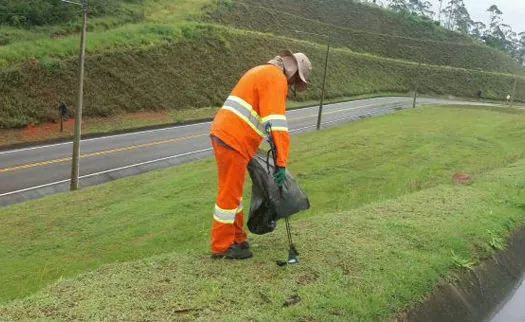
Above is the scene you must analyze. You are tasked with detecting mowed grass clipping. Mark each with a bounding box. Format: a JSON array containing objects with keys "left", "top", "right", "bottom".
[
  {"left": 2, "top": 107, "right": 525, "bottom": 320},
  {"left": 1, "top": 106, "right": 525, "bottom": 309},
  {"left": 3, "top": 165, "right": 525, "bottom": 320}
]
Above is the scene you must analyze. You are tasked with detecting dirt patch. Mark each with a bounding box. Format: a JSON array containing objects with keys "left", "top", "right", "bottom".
[
  {"left": 0, "top": 111, "right": 173, "bottom": 148},
  {"left": 21, "top": 119, "right": 76, "bottom": 140},
  {"left": 452, "top": 173, "right": 472, "bottom": 185}
]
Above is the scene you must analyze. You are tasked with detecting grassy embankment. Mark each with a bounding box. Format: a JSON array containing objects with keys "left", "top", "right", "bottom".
[
  {"left": 0, "top": 0, "right": 210, "bottom": 58},
  {"left": 1, "top": 106, "right": 525, "bottom": 320},
  {"left": 208, "top": 0, "right": 523, "bottom": 74},
  {"left": 1, "top": 0, "right": 523, "bottom": 133},
  {"left": 2, "top": 24, "right": 524, "bottom": 130}
]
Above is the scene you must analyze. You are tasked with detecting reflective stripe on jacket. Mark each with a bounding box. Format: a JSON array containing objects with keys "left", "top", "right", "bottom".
[{"left": 210, "top": 64, "right": 290, "bottom": 167}]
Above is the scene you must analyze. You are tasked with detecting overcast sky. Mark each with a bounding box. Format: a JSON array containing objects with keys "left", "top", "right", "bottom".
[{"left": 429, "top": 0, "right": 525, "bottom": 33}]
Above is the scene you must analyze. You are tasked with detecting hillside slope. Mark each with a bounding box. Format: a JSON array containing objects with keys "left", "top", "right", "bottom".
[
  {"left": 240, "top": 0, "right": 469, "bottom": 41},
  {"left": 2, "top": 25, "right": 524, "bottom": 128},
  {"left": 0, "top": 0, "right": 523, "bottom": 130},
  {"left": 207, "top": 0, "right": 523, "bottom": 74}
]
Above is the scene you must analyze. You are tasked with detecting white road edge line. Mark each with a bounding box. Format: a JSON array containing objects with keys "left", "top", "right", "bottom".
[
  {"left": 0, "top": 105, "right": 408, "bottom": 198},
  {"left": 0, "top": 99, "right": 501, "bottom": 200},
  {"left": 0, "top": 115, "right": 353, "bottom": 198},
  {"left": 0, "top": 148, "right": 212, "bottom": 198},
  {"left": 0, "top": 97, "right": 409, "bottom": 156},
  {"left": 0, "top": 121, "right": 214, "bottom": 156}
]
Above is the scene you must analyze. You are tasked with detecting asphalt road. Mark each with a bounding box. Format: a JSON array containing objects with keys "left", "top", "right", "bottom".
[{"left": 0, "top": 97, "right": 496, "bottom": 207}]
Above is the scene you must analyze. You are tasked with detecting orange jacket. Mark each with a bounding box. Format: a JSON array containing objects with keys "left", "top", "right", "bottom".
[{"left": 210, "top": 64, "right": 290, "bottom": 167}]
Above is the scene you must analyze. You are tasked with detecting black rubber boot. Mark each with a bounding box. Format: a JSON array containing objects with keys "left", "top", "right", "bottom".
[
  {"left": 211, "top": 244, "right": 253, "bottom": 260},
  {"left": 236, "top": 241, "right": 250, "bottom": 250}
]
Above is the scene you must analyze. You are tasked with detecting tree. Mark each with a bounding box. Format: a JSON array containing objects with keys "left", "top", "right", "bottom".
[
  {"left": 487, "top": 5, "right": 504, "bottom": 36},
  {"left": 441, "top": 0, "right": 472, "bottom": 33},
  {"left": 517, "top": 32, "right": 525, "bottom": 66},
  {"left": 480, "top": 5, "right": 525, "bottom": 64},
  {"left": 453, "top": 2, "right": 472, "bottom": 34},
  {"left": 443, "top": 0, "right": 458, "bottom": 30},
  {"left": 501, "top": 25, "right": 521, "bottom": 62},
  {"left": 470, "top": 21, "right": 487, "bottom": 40},
  {"left": 487, "top": 5, "right": 503, "bottom": 21},
  {"left": 484, "top": 5, "right": 507, "bottom": 51},
  {"left": 408, "top": 0, "right": 434, "bottom": 18},
  {"left": 389, "top": 0, "right": 434, "bottom": 18},
  {"left": 389, "top": 0, "right": 410, "bottom": 14}
]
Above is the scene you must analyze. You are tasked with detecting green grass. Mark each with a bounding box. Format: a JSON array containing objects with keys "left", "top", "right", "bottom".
[
  {"left": 1, "top": 0, "right": 523, "bottom": 131},
  {"left": 3, "top": 181, "right": 524, "bottom": 320},
  {"left": 0, "top": 22, "right": 184, "bottom": 63},
  {"left": 0, "top": 0, "right": 211, "bottom": 45},
  {"left": 1, "top": 106, "right": 525, "bottom": 312},
  {"left": 236, "top": 0, "right": 469, "bottom": 43},
  {"left": 2, "top": 24, "right": 524, "bottom": 129},
  {"left": 0, "top": 0, "right": 129, "bottom": 28},
  {"left": 142, "top": 0, "right": 214, "bottom": 23},
  {"left": 0, "top": 8, "right": 144, "bottom": 47},
  {"left": 0, "top": 0, "right": 213, "bottom": 63},
  {"left": 208, "top": 0, "right": 523, "bottom": 74},
  {"left": 2, "top": 107, "right": 525, "bottom": 319},
  {"left": 2, "top": 0, "right": 520, "bottom": 76}
]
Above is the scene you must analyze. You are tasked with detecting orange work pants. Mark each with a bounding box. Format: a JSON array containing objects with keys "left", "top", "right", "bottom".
[{"left": 211, "top": 139, "right": 248, "bottom": 253}]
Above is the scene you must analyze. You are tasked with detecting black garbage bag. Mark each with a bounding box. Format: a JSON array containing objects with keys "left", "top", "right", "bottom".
[{"left": 247, "top": 150, "right": 310, "bottom": 235}]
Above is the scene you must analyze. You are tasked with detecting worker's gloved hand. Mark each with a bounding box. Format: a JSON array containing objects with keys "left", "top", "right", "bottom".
[{"left": 274, "top": 167, "right": 286, "bottom": 188}]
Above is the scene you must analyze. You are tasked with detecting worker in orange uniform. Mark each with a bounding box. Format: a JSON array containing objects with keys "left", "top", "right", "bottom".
[{"left": 209, "top": 50, "right": 312, "bottom": 259}]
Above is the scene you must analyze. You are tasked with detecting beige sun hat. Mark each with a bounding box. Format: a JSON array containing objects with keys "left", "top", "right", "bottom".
[{"left": 280, "top": 50, "right": 312, "bottom": 92}]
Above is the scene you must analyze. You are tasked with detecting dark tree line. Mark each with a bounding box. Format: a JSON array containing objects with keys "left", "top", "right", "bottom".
[{"left": 382, "top": 0, "right": 525, "bottom": 65}]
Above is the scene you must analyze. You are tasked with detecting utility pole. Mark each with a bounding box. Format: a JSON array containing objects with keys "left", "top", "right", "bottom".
[
  {"left": 62, "top": 0, "right": 87, "bottom": 191},
  {"left": 410, "top": 49, "right": 423, "bottom": 109},
  {"left": 317, "top": 35, "right": 331, "bottom": 130},
  {"left": 295, "top": 30, "right": 330, "bottom": 130},
  {"left": 412, "top": 85, "right": 418, "bottom": 108},
  {"left": 510, "top": 77, "right": 517, "bottom": 107}
]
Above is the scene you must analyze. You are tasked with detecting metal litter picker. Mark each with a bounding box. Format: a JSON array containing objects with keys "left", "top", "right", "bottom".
[{"left": 265, "top": 123, "right": 300, "bottom": 266}]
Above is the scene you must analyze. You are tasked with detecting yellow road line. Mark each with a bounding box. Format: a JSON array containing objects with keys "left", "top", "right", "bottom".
[
  {"left": 0, "top": 133, "right": 208, "bottom": 173},
  {"left": 0, "top": 103, "right": 382, "bottom": 174}
]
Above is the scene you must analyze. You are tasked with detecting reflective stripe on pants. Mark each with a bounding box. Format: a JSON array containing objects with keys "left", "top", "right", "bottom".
[{"left": 211, "top": 139, "right": 248, "bottom": 253}]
